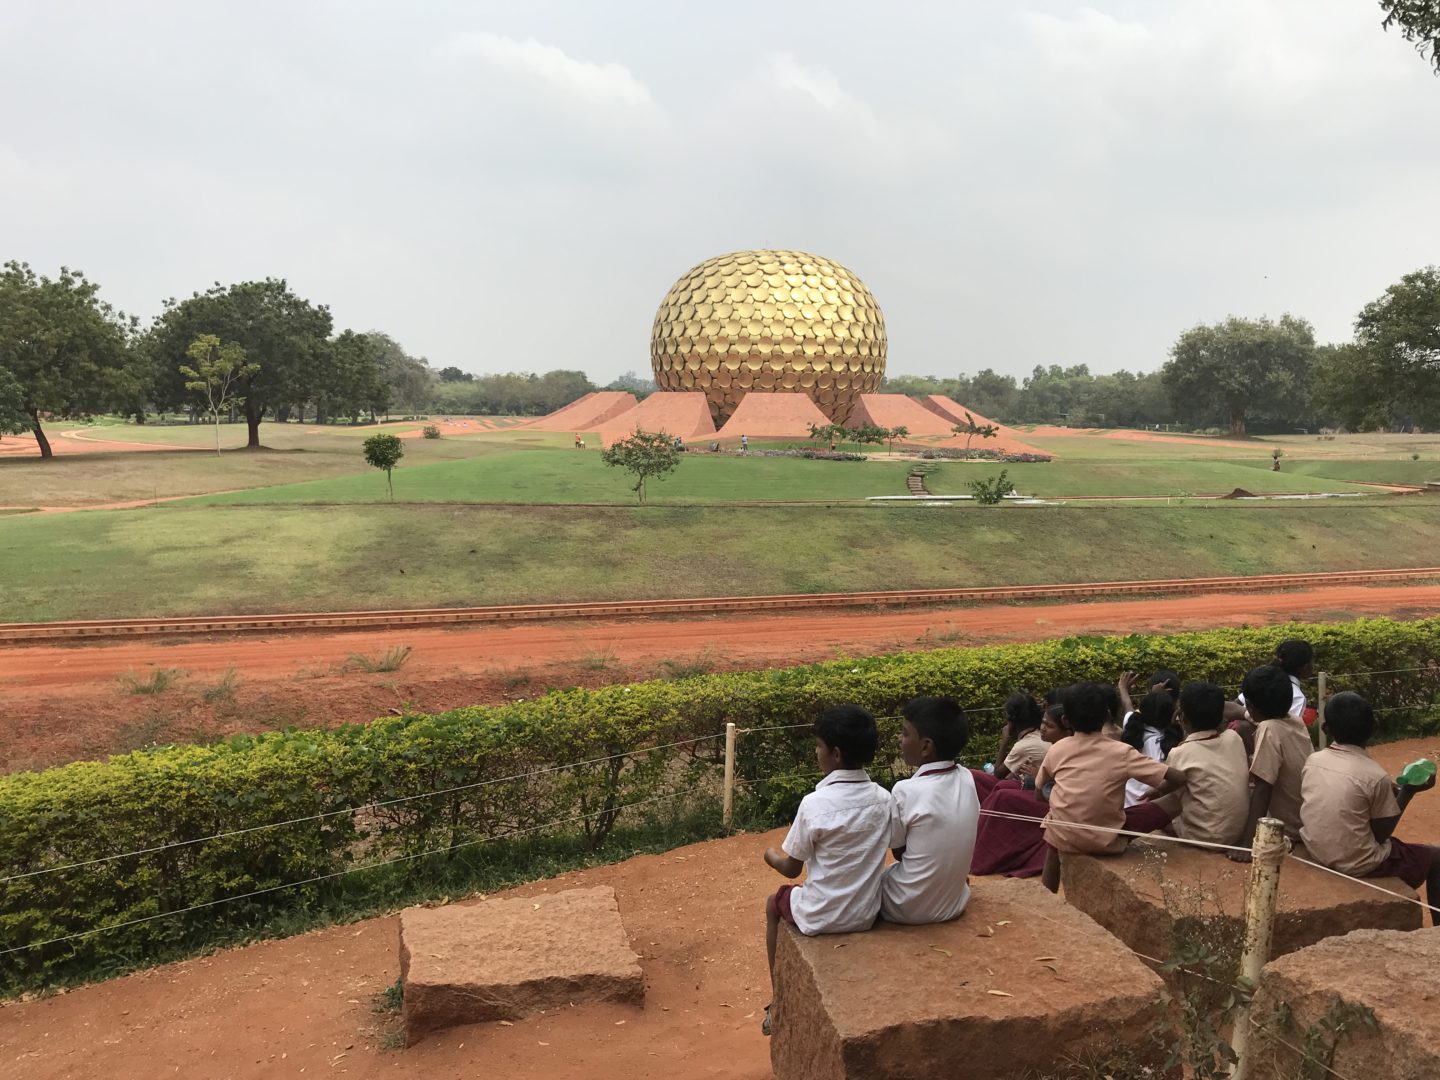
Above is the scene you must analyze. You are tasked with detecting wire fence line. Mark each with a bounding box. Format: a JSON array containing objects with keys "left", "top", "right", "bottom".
[{"left": 0, "top": 731, "right": 727, "bottom": 886}]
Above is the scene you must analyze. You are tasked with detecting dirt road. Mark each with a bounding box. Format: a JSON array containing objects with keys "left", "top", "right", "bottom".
[{"left": 3, "top": 583, "right": 1438, "bottom": 773}]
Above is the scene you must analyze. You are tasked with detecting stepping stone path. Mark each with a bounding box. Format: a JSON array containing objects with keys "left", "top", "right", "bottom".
[{"left": 399, "top": 886, "right": 644, "bottom": 1045}]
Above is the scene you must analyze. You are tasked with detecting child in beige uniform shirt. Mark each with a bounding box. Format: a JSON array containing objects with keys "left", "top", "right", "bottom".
[
  {"left": 1140, "top": 682, "right": 1249, "bottom": 846},
  {"left": 1231, "top": 665, "right": 1312, "bottom": 861},
  {"left": 1299, "top": 692, "right": 1438, "bottom": 917}
]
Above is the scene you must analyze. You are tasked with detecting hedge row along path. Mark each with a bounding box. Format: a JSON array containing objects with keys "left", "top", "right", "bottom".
[
  {"left": 5, "top": 581, "right": 1440, "bottom": 774},
  {"left": 5, "top": 566, "right": 1439, "bottom": 643},
  {"left": 3, "top": 736, "right": 1436, "bottom": 1080}
]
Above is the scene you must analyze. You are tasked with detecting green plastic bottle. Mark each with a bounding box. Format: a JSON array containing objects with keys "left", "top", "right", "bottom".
[{"left": 1396, "top": 759, "right": 1436, "bottom": 787}]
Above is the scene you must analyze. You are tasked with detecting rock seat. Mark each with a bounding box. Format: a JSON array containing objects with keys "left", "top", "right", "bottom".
[
  {"left": 1248, "top": 926, "right": 1440, "bottom": 1079},
  {"left": 1060, "top": 840, "right": 1421, "bottom": 968},
  {"left": 398, "top": 886, "right": 644, "bottom": 1045},
  {"left": 770, "top": 876, "right": 1165, "bottom": 1080}
]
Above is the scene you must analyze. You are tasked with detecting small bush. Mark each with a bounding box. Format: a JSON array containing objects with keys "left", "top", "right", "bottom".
[
  {"left": 421, "top": 424, "right": 441, "bottom": 439},
  {"left": 345, "top": 646, "right": 412, "bottom": 673},
  {"left": 968, "top": 470, "right": 1016, "bottom": 505},
  {"left": 118, "top": 668, "right": 185, "bottom": 695},
  {"left": 201, "top": 668, "right": 241, "bottom": 704}
]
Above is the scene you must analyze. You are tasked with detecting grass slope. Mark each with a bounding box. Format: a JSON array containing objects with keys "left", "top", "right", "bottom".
[
  {"left": 924, "top": 460, "right": 1375, "bottom": 497},
  {"left": 189, "top": 450, "right": 915, "bottom": 505},
  {"left": 5, "top": 502, "right": 1440, "bottom": 622}
]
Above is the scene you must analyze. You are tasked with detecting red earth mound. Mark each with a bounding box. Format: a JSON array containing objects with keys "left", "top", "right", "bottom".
[
  {"left": 714, "top": 391, "right": 831, "bottom": 440},
  {"left": 597, "top": 392, "right": 716, "bottom": 445},
  {"left": 519, "top": 392, "right": 640, "bottom": 433}
]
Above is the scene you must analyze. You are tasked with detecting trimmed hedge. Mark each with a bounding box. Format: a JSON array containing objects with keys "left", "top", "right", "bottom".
[{"left": 2, "top": 617, "right": 1438, "bottom": 994}]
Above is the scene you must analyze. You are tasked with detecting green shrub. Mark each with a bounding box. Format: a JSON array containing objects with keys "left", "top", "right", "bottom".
[{"left": 2, "top": 617, "right": 1437, "bottom": 994}]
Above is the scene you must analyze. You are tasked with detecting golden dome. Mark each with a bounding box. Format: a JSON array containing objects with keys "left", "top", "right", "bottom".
[{"left": 650, "top": 250, "right": 887, "bottom": 426}]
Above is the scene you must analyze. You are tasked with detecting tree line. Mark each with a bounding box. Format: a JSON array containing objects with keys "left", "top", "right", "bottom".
[{"left": 890, "top": 267, "right": 1440, "bottom": 438}]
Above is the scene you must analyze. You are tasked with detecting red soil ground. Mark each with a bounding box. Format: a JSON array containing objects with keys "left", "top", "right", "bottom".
[
  {"left": 3, "top": 736, "right": 1436, "bottom": 1080},
  {"left": 0, "top": 429, "right": 198, "bottom": 457},
  {"left": 517, "top": 392, "right": 640, "bottom": 433},
  {"left": 4, "top": 583, "right": 1439, "bottom": 774},
  {"left": 1023, "top": 425, "right": 1260, "bottom": 450},
  {"left": 597, "top": 393, "right": 717, "bottom": 445},
  {"left": 714, "top": 391, "right": 830, "bottom": 440}
]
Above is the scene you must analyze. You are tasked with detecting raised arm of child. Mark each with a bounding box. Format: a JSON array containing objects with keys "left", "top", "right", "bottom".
[
  {"left": 1117, "top": 672, "right": 1138, "bottom": 720},
  {"left": 764, "top": 846, "right": 804, "bottom": 879}
]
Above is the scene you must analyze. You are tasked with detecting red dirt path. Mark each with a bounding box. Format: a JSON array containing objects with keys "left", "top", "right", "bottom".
[
  {"left": 3, "top": 736, "right": 1436, "bottom": 1080},
  {"left": 3, "top": 584, "right": 1439, "bottom": 774}
]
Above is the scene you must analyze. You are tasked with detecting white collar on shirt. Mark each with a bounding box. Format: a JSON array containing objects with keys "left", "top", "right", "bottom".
[
  {"left": 912, "top": 760, "right": 958, "bottom": 777},
  {"left": 817, "top": 768, "right": 872, "bottom": 787}
]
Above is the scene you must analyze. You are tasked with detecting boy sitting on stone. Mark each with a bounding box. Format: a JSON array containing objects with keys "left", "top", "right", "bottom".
[
  {"left": 1230, "top": 664, "right": 1312, "bottom": 861},
  {"left": 761, "top": 704, "right": 899, "bottom": 1035},
  {"left": 1139, "top": 681, "right": 1250, "bottom": 847},
  {"left": 1300, "top": 691, "right": 1439, "bottom": 918},
  {"left": 880, "top": 696, "right": 979, "bottom": 925},
  {"left": 1035, "top": 682, "right": 1184, "bottom": 892}
]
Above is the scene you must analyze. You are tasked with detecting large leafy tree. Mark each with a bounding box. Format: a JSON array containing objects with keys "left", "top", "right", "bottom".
[
  {"left": 0, "top": 365, "right": 27, "bottom": 436},
  {"left": 144, "top": 279, "right": 332, "bottom": 448},
  {"left": 0, "top": 261, "right": 138, "bottom": 457},
  {"left": 1162, "top": 315, "right": 1315, "bottom": 438},
  {"left": 1311, "top": 343, "right": 1393, "bottom": 431},
  {"left": 601, "top": 429, "right": 680, "bottom": 502},
  {"left": 1352, "top": 267, "right": 1440, "bottom": 429},
  {"left": 1381, "top": 1, "right": 1440, "bottom": 72}
]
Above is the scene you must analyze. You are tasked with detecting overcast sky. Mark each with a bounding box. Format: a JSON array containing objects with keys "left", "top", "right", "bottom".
[{"left": 3, "top": 1, "right": 1436, "bottom": 383}]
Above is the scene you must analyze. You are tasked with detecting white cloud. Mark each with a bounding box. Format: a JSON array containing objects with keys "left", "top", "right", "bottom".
[
  {"left": 440, "top": 32, "right": 655, "bottom": 110},
  {"left": 765, "top": 52, "right": 877, "bottom": 122}
]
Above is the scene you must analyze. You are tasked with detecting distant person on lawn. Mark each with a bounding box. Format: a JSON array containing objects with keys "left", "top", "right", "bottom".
[
  {"left": 1300, "top": 691, "right": 1440, "bottom": 918},
  {"left": 880, "top": 696, "right": 979, "bottom": 925},
  {"left": 761, "top": 704, "right": 898, "bottom": 1035}
]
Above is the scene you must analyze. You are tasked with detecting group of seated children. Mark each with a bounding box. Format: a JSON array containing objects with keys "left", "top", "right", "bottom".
[{"left": 760, "top": 640, "right": 1438, "bottom": 1033}]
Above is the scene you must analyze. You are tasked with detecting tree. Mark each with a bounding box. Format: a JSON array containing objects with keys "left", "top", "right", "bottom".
[
  {"left": 438, "top": 366, "right": 473, "bottom": 383},
  {"left": 1381, "top": 1, "right": 1440, "bottom": 72},
  {"left": 0, "top": 261, "right": 138, "bottom": 458},
  {"left": 362, "top": 433, "right": 404, "bottom": 501},
  {"left": 968, "top": 470, "right": 1015, "bottom": 505},
  {"left": 601, "top": 430, "right": 680, "bottom": 502},
  {"left": 144, "top": 279, "right": 332, "bottom": 448},
  {"left": 0, "top": 365, "right": 27, "bottom": 437},
  {"left": 1162, "top": 315, "right": 1315, "bottom": 438},
  {"left": 952, "top": 411, "right": 999, "bottom": 454},
  {"left": 886, "top": 425, "right": 909, "bottom": 454},
  {"left": 180, "top": 334, "right": 260, "bottom": 454},
  {"left": 1311, "top": 343, "right": 1393, "bottom": 431},
  {"left": 1352, "top": 267, "right": 1440, "bottom": 430},
  {"left": 370, "top": 333, "right": 434, "bottom": 416}
]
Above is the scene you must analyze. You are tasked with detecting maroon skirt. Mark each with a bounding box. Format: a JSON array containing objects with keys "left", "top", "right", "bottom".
[
  {"left": 972, "top": 784, "right": 1049, "bottom": 878},
  {"left": 1368, "top": 838, "right": 1436, "bottom": 890}
]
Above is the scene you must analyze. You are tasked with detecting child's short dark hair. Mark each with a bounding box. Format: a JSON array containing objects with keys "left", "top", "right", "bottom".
[
  {"left": 903, "top": 696, "right": 969, "bottom": 760},
  {"left": 1242, "top": 665, "right": 1294, "bottom": 720},
  {"left": 1178, "top": 682, "right": 1226, "bottom": 731},
  {"left": 1274, "top": 639, "right": 1314, "bottom": 675},
  {"left": 1324, "top": 691, "right": 1376, "bottom": 746},
  {"left": 814, "top": 704, "right": 880, "bottom": 768},
  {"left": 1004, "top": 692, "right": 1043, "bottom": 735},
  {"left": 1060, "top": 682, "right": 1113, "bottom": 734}
]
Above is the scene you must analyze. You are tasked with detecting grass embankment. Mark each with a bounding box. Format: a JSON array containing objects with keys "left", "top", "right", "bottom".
[
  {"left": 926, "top": 460, "right": 1376, "bottom": 498},
  {"left": 189, "top": 450, "right": 913, "bottom": 506},
  {"left": 5, "top": 502, "right": 1440, "bottom": 622}
]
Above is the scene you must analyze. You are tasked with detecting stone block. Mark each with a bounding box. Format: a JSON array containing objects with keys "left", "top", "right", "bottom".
[
  {"left": 1060, "top": 841, "right": 1420, "bottom": 968},
  {"left": 1248, "top": 927, "right": 1440, "bottom": 1080},
  {"left": 769, "top": 876, "right": 1165, "bottom": 1080},
  {"left": 399, "top": 886, "right": 644, "bottom": 1045}
]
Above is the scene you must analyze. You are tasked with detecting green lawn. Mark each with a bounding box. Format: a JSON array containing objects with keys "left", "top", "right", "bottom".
[
  {"left": 924, "top": 460, "right": 1376, "bottom": 498},
  {"left": 5, "top": 502, "right": 1440, "bottom": 622},
  {"left": 1236, "top": 459, "right": 1440, "bottom": 486},
  {"left": 188, "top": 450, "right": 915, "bottom": 505}
]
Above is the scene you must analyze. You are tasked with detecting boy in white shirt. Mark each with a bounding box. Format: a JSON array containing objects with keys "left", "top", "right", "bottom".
[
  {"left": 881, "top": 696, "right": 979, "bottom": 924},
  {"left": 761, "top": 704, "right": 898, "bottom": 1035}
]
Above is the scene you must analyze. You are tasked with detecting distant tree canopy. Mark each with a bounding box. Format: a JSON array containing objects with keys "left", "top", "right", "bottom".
[
  {"left": 1162, "top": 316, "right": 1316, "bottom": 438},
  {"left": 0, "top": 261, "right": 139, "bottom": 457},
  {"left": 432, "top": 369, "right": 597, "bottom": 416},
  {"left": 1381, "top": 1, "right": 1440, "bottom": 72},
  {"left": 882, "top": 366, "right": 1174, "bottom": 430}
]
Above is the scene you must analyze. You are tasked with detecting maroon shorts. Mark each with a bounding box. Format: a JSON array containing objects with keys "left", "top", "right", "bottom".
[
  {"left": 1367, "top": 838, "right": 1436, "bottom": 890},
  {"left": 767, "top": 884, "right": 799, "bottom": 926},
  {"left": 1124, "top": 800, "right": 1174, "bottom": 836}
]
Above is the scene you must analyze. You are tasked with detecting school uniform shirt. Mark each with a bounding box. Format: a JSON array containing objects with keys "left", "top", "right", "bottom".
[
  {"left": 1124, "top": 727, "right": 1167, "bottom": 808},
  {"left": 782, "top": 769, "right": 900, "bottom": 935},
  {"left": 1034, "top": 733, "right": 1171, "bottom": 855},
  {"left": 1003, "top": 732, "right": 1049, "bottom": 777},
  {"left": 880, "top": 761, "right": 979, "bottom": 925},
  {"left": 1299, "top": 744, "right": 1401, "bottom": 876},
  {"left": 1165, "top": 729, "right": 1250, "bottom": 845},
  {"left": 1248, "top": 712, "right": 1313, "bottom": 838}
]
